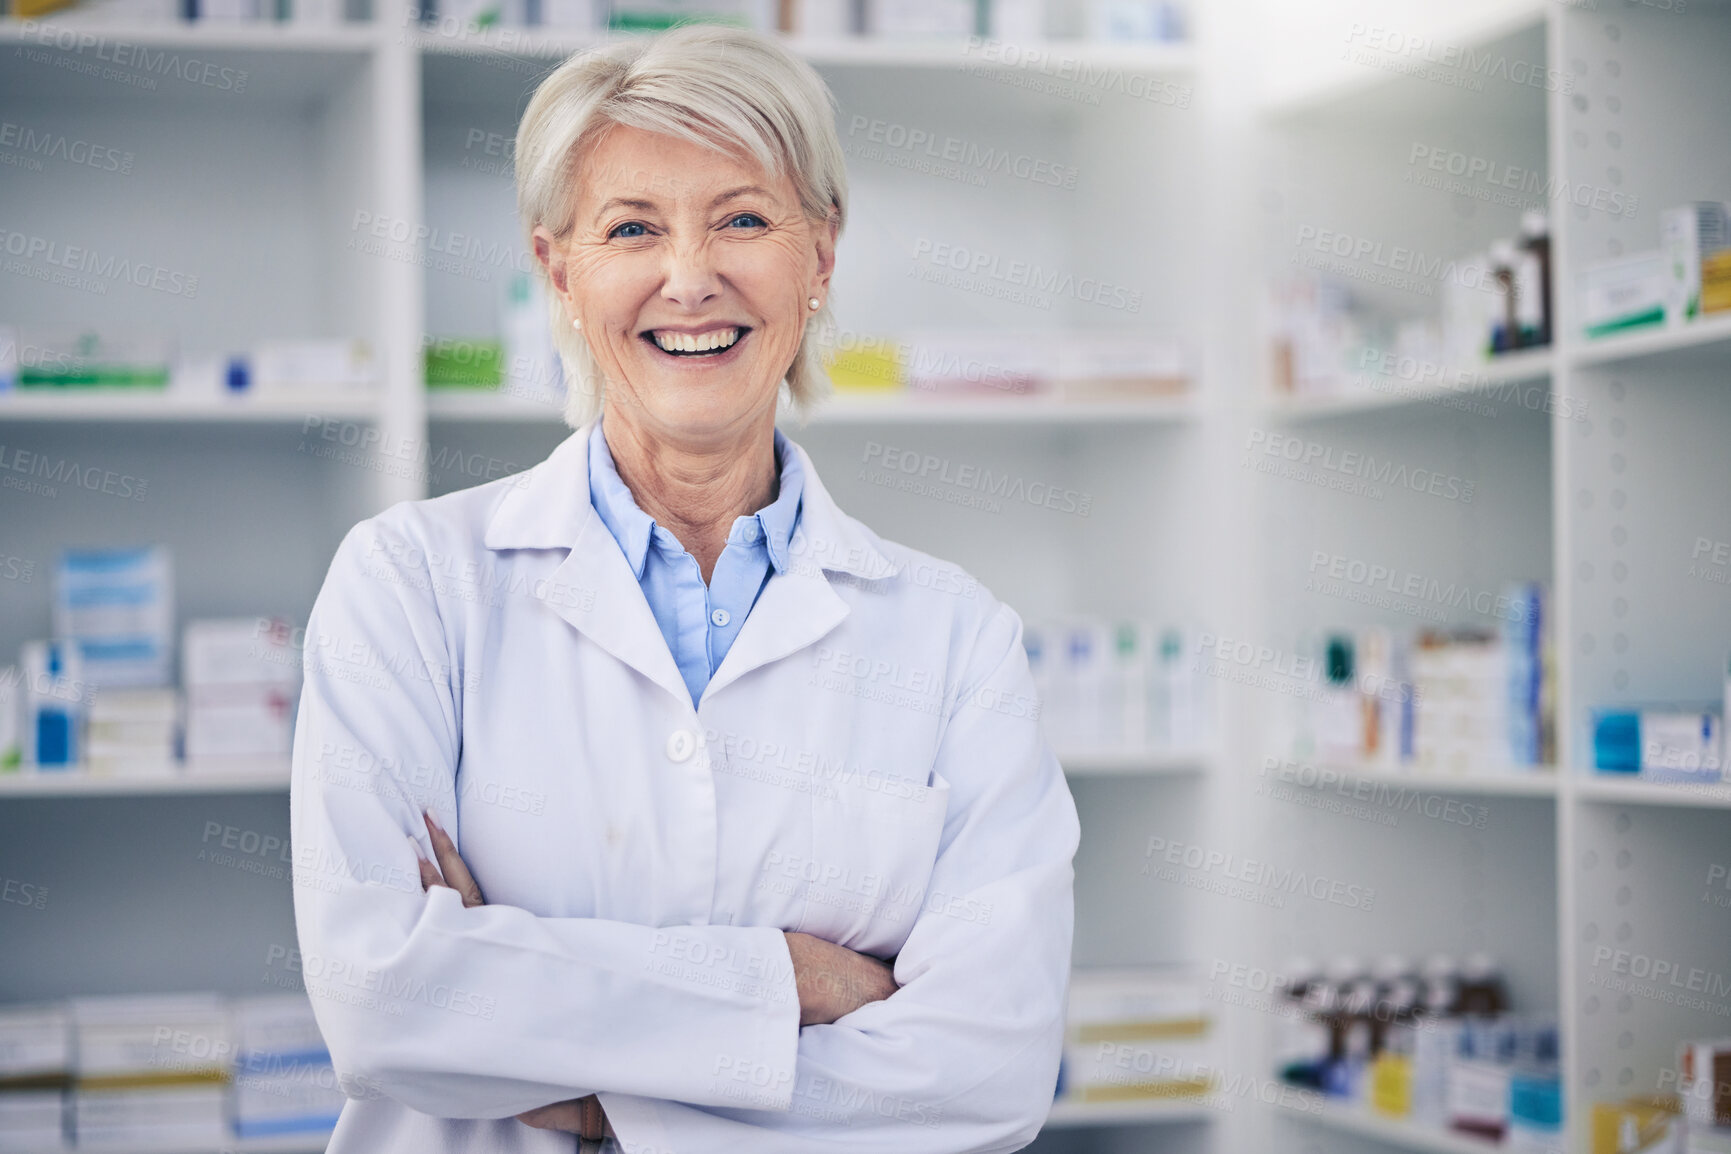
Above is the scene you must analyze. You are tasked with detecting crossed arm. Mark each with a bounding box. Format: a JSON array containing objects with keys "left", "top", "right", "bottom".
[
  {"left": 294, "top": 522, "right": 1078, "bottom": 1151},
  {"left": 413, "top": 811, "right": 901, "bottom": 1140}
]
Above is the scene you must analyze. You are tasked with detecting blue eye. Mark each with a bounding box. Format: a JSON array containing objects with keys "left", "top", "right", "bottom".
[
  {"left": 610, "top": 222, "right": 647, "bottom": 239},
  {"left": 728, "top": 213, "right": 766, "bottom": 229}
]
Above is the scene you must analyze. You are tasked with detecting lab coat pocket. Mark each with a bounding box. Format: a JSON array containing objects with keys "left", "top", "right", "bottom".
[{"left": 798, "top": 770, "right": 952, "bottom": 957}]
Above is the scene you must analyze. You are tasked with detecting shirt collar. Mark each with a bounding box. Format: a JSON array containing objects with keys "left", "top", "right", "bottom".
[
  {"left": 587, "top": 421, "right": 655, "bottom": 580},
  {"left": 748, "top": 431, "right": 804, "bottom": 575},
  {"left": 586, "top": 418, "right": 805, "bottom": 580},
  {"left": 485, "top": 417, "right": 899, "bottom": 583}
]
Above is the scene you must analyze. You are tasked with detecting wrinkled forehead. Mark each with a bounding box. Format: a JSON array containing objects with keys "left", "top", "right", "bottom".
[{"left": 565, "top": 122, "right": 792, "bottom": 221}]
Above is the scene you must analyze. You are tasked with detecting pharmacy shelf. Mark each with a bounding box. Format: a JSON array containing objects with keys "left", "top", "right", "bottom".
[
  {"left": 1568, "top": 313, "right": 1731, "bottom": 371},
  {"left": 1571, "top": 775, "right": 1731, "bottom": 811},
  {"left": 1259, "top": 5, "right": 1548, "bottom": 121},
  {"left": 1297, "top": 764, "right": 1560, "bottom": 798},
  {"left": 425, "top": 390, "right": 564, "bottom": 424},
  {"left": 1057, "top": 746, "right": 1214, "bottom": 777},
  {"left": 0, "top": 760, "right": 291, "bottom": 796},
  {"left": 231, "top": 1136, "right": 330, "bottom": 1153},
  {"left": 0, "top": 17, "right": 379, "bottom": 51},
  {"left": 799, "top": 393, "right": 1200, "bottom": 426},
  {"left": 1044, "top": 1097, "right": 1217, "bottom": 1128},
  {"left": 1291, "top": 1103, "right": 1504, "bottom": 1154},
  {"left": 1265, "top": 348, "right": 1553, "bottom": 422},
  {"left": 424, "top": 391, "right": 1201, "bottom": 426},
  {"left": 0, "top": 392, "right": 381, "bottom": 424},
  {"left": 772, "top": 37, "right": 1193, "bottom": 72},
  {"left": 111, "top": 1137, "right": 331, "bottom": 1154},
  {"left": 410, "top": 26, "right": 1192, "bottom": 72}
]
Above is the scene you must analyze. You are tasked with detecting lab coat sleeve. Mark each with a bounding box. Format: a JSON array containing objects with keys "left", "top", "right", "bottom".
[
  {"left": 598, "top": 601, "right": 1080, "bottom": 1154},
  {"left": 289, "top": 518, "right": 801, "bottom": 1120}
]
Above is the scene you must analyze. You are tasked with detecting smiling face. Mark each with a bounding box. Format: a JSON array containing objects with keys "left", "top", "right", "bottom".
[{"left": 534, "top": 124, "right": 837, "bottom": 447}]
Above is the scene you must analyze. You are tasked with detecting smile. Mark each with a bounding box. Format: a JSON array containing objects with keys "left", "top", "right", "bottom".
[{"left": 646, "top": 327, "right": 745, "bottom": 356}]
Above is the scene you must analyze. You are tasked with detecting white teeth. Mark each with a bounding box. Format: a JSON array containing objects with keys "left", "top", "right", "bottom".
[{"left": 653, "top": 328, "right": 740, "bottom": 354}]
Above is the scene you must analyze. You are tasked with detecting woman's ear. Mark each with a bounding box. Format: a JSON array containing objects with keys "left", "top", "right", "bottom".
[
  {"left": 811, "top": 211, "right": 839, "bottom": 296},
  {"left": 533, "top": 225, "right": 582, "bottom": 331},
  {"left": 532, "top": 226, "right": 569, "bottom": 295}
]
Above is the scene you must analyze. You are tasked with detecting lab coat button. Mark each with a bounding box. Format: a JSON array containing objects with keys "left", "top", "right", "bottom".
[{"left": 666, "top": 729, "right": 697, "bottom": 762}]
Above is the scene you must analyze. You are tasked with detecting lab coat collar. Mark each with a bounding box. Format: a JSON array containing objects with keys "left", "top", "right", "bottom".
[
  {"left": 484, "top": 417, "right": 898, "bottom": 582},
  {"left": 482, "top": 416, "right": 902, "bottom": 708}
]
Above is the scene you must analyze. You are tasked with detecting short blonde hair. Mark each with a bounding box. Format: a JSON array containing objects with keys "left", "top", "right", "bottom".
[{"left": 516, "top": 24, "right": 847, "bottom": 427}]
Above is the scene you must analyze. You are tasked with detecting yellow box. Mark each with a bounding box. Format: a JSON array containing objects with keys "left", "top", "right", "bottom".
[
  {"left": 1369, "top": 1053, "right": 1413, "bottom": 1118},
  {"left": 1700, "top": 250, "right": 1731, "bottom": 315},
  {"left": 1589, "top": 1094, "right": 1680, "bottom": 1154},
  {"left": 822, "top": 342, "right": 905, "bottom": 394}
]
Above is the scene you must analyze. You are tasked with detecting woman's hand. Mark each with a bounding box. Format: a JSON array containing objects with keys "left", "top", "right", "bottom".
[
  {"left": 784, "top": 931, "right": 899, "bottom": 1026},
  {"left": 415, "top": 813, "right": 610, "bottom": 1142},
  {"left": 415, "top": 812, "right": 485, "bottom": 907}
]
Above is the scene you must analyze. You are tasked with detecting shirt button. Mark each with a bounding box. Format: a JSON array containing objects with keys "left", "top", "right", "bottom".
[
  {"left": 710, "top": 608, "right": 731, "bottom": 627},
  {"left": 665, "top": 729, "right": 696, "bottom": 762}
]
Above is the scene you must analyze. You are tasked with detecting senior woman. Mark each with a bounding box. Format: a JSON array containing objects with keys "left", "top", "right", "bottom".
[{"left": 290, "top": 23, "right": 1079, "bottom": 1154}]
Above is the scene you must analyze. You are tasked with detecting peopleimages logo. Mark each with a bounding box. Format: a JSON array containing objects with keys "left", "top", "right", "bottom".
[
  {"left": 1144, "top": 836, "right": 1377, "bottom": 911},
  {"left": 1307, "top": 550, "right": 1529, "bottom": 623},
  {"left": 910, "top": 239, "right": 1142, "bottom": 313},
  {"left": 16, "top": 20, "right": 250, "bottom": 91},
  {"left": 845, "top": 115, "right": 1079, "bottom": 189},
  {"left": 1407, "top": 144, "right": 1638, "bottom": 219},
  {"left": 1244, "top": 429, "right": 1476, "bottom": 503},
  {"left": 1342, "top": 24, "right": 1571, "bottom": 94}
]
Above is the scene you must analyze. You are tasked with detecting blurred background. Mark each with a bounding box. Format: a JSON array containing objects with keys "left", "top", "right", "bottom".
[{"left": 2, "top": 0, "right": 1729, "bottom": 1151}]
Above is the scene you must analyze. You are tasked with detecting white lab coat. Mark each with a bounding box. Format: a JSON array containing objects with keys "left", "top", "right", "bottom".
[{"left": 289, "top": 419, "right": 1080, "bottom": 1154}]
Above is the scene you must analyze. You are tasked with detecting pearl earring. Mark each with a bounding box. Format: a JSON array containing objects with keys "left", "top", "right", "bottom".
[
  {"left": 808, "top": 297, "right": 821, "bottom": 311},
  {"left": 571, "top": 317, "right": 582, "bottom": 331}
]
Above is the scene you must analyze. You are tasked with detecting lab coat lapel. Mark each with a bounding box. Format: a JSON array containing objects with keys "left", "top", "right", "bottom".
[
  {"left": 485, "top": 421, "right": 691, "bottom": 707},
  {"left": 702, "top": 437, "right": 899, "bottom": 703},
  {"left": 702, "top": 563, "right": 847, "bottom": 702},
  {"left": 545, "top": 516, "right": 691, "bottom": 706}
]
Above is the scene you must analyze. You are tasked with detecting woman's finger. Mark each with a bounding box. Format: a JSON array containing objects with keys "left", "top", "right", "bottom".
[
  {"left": 423, "top": 811, "right": 485, "bottom": 907},
  {"left": 414, "top": 841, "right": 445, "bottom": 892},
  {"left": 516, "top": 1100, "right": 586, "bottom": 1132}
]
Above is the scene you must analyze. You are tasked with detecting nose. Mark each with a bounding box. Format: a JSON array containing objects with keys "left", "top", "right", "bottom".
[{"left": 659, "top": 236, "right": 722, "bottom": 313}]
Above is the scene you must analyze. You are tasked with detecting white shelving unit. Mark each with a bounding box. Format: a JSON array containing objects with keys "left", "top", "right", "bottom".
[
  {"left": 1, "top": 9, "right": 1215, "bottom": 1154},
  {"left": 0, "top": 761, "right": 292, "bottom": 796},
  {"left": 1297, "top": 1103, "right": 1502, "bottom": 1154},
  {"left": 1044, "top": 1096, "right": 1219, "bottom": 1128},
  {"left": 5, "top": 4, "right": 1728, "bottom": 1154},
  {"left": 1240, "top": 5, "right": 1731, "bottom": 1154}
]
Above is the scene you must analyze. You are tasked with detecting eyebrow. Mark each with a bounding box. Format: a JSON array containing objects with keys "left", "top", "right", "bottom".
[{"left": 590, "top": 185, "right": 776, "bottom": 224}]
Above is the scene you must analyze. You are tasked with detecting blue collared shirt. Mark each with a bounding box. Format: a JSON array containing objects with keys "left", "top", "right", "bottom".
[{"left": 587, "top": 419, "right": 804, "bottom": 708}]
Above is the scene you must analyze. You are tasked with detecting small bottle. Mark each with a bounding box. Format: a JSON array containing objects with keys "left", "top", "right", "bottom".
[
  {"left": 1332, "top": 976, "right": 1380, "bottom": 1103},
  {"left": 22, "top": 640, "right": 85, "bottom": 770},
  {"left": 1276, "top": 958, "right": 1330, "bottom": 1089},
  {"left": 1369, "top": 955, "right": 1414, "bottom": 1055},
  {"left": 1410, "top": 955, "right": 1461, "bottom": 1128},
  {"left": 1519, "top": 212, "right": 1552, "bottom": 348},
  {"left": 1420, "top": 953, "right": 1460, "bottom": 1015},
  {"left": 1489, "top": 241, "right": 1518, "bottom": 355},
  {"left": 1298, "top": 961, "right": 1345, "bottom": 1092},
  {"left": 1110, "top": 622, "right": 1150, "bottom": 748},
  {"left": 1370, "top": 1016, "right": 1416, "bottom": 1119},
  {"left": 1064, "top": 623, "right": 1107, "bottom": 749},
  {"left": 1319, "top": 634, "right": 1361, "bottom": 763},
  {"left": 1457, "top": 954, "right": 1508, "bottom": 1017},
  {"left": 1155, "top": 628, "right": 1200, "bottom": 748},
  {"left": 1358, "top": 629, "right": 1394, "bottom": 767},
  {"left": 1319, "top": 956, "right": 1365, "bottom": 1098}
]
